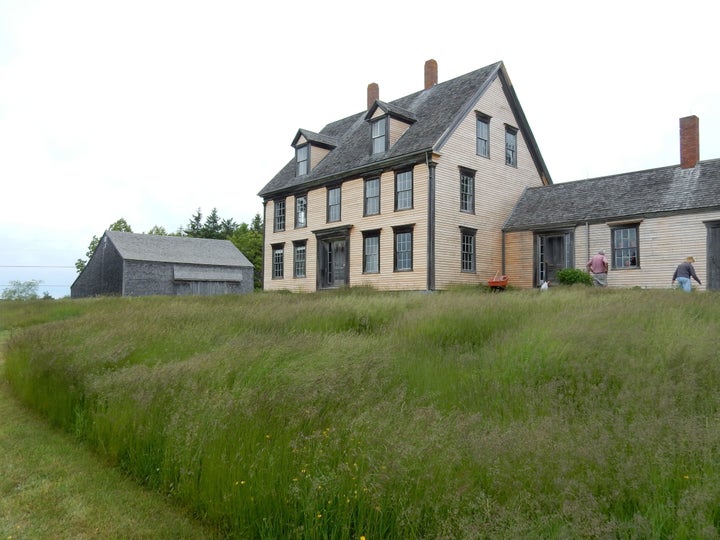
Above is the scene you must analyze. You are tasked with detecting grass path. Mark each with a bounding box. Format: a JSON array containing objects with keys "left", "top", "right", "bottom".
[{"left": 0, "top": 331, "right": 217, "bottom": 540}]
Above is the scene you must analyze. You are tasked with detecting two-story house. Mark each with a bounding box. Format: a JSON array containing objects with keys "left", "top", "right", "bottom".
[{"left": 258, "top": 60, "right": 551, "bottom": 292}]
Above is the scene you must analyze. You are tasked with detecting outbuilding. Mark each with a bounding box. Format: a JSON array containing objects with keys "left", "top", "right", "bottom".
[{"left": 71, "top": 231, "right": 254, "bottom": 297}]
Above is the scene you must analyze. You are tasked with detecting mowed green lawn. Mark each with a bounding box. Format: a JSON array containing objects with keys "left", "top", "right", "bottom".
[{"left": 0, "top": 330, "right": 218, "bottom": 540}]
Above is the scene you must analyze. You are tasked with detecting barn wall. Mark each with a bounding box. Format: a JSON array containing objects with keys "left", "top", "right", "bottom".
[
  {"left": 70, "top": 236, "right": 124, "bottom": 298},
  {"left": 123, "top": 262, "right": 252, "bottom": 296}
]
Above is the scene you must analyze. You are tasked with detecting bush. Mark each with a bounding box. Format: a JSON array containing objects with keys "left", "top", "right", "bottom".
[{"left": 556, "top": 268, "right": 593, "bottom": 286}]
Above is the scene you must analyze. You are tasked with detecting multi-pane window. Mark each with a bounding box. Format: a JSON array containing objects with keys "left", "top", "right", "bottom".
[
  {"left": 460, "top": 227, "right": 476, "bottom": 272},
  {"left": 394, "top": 227, "right": 413, "bottom": 271},
  {"left": 272, "top": 245, "right": 284, "bottom": 279},
  {"left": 371, "top": 118, "right": 387, "bottom": 154},
  {"left": 295, "top": 195, "right": 307, "bottom": 228},
  {"left": 505, "top": 127, "right": 517, "bottom": 167},
  {"left": 296, "top": 145, "right": 309, "bottom": 176},
  {"left": 612, "top": 225, "right": 639, "bottom": 268},
  {"left": 460, "top": 168, "right": 475, "bottom": 213},
  {"left": 293, "top": 242, "right": 306, "bottom": 278},
  {"left": 363, "top": 231, "right": 380, "bottom": 273},
  {"left": 476, "top": 115, "right": 490, "bottom": 157},
  {"left": 327, "top": 186, "right": 341, "bottom": 222},
  {"left": 274, "top": 199, "right": 286, "bottom": 232},
  {"left": 395, "top": 170, "right": 413, "bottom": 210},
  {"left": 364, "top": 178, "right": 380, "bottom": 216}
]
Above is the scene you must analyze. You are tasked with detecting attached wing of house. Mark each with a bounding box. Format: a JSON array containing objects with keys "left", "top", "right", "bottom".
[{"left": 503, "top": 117, "right": 720, "bottom": 290}]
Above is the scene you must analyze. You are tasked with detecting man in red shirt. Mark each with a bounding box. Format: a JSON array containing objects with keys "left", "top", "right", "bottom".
[{"left": 586, "top": 249, "right": 609, "bottom": 287}]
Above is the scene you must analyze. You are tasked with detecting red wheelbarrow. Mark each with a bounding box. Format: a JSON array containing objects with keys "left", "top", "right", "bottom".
[{"left": 487, "top": 272, "right": 509, "bottom": 292}]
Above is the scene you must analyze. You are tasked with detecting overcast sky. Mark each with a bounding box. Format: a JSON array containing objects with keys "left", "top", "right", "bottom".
[{"left": 1, "top": 0, "right": 718, "bottom": 297}]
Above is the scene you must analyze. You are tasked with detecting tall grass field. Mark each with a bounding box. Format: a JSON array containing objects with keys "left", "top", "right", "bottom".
[{"left": 2, "top": 287, "right": 720, "bottom": 538}]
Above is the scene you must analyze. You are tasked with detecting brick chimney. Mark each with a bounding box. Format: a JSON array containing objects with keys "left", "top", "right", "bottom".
[
  {"left": 680, "top": 115, "right": 699, "bottom": 169},
  {"left": 424, "top": 59, "right": 438, "bottom": 90},
  {"left": 367, "top": 82, "right": 379, "bottom": 110}
]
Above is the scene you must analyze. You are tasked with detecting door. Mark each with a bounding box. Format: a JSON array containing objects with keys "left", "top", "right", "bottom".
[
  {"left": 707, "top": 221, "right": 720, "bottom": 290},
  {"left": 536, "top": 232, "right": 574, "bottom": 285},
  {"left": 319, "top": 238, "right": 347, "bottom": 289}
]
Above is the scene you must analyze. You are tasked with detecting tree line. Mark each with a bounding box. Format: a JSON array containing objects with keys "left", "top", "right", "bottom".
[{"left": 75, "top": 209, "right": 263, "bottom": 290}]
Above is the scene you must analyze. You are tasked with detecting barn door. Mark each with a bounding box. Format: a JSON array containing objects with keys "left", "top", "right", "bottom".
[{"left": 707, "top": 221, "right": 720, "bottom": 290}]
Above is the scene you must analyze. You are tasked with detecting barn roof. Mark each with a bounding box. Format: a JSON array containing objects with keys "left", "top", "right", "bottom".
[
  {"left": 503, "top": 158, "right": 720, "bottom": 231},
  {"left": 105, "top": 231, "right": 253, "bottom": 267},
  {"left": 258, "top": 60, "right": 551, "bottom": 198}
]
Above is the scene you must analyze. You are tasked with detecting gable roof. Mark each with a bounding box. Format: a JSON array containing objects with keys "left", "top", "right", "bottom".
[
  {"left": 105, "top": 231, "right": 253, "bottom": 267},
  {"left": 258, "top": 61, "right": 551, "bottom": 198},
  {"left": 503, "top": 159, "right": 720, "bottom": 232}
]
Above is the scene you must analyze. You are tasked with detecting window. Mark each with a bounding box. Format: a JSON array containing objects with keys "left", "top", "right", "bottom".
[
  {"left": 293, "top": 241, "right": 306, "bottom": 278},
  {"left": 274, "top": 199, "right": 286, "bottom": 232},
  {"left": 295, "top": 195, "right": 307, "bottom": 228},
  {"left": 327, "top": 186, "right": 341, "bottom": 222},
  {"left": 460, "top": 168, "right": 475, "bottom": 213},
  {"left": 612, "top": 225, "right": 639, "bottom": 268},
  {"left": 371, "top": 118, "right": 387, "bottom": 154},
  {"left": 460, "top": 227, "right": 477, "bottom": 272},
  {"left": 364, "top": 178, "right": 380, "bottom": 216},
  {"left": 296, "top": 145, "right": 309, "bottom": 176},
  {"left": 505, "top": 126, "right": 517, "bottom": 167},
  {"left": 393, "top": 226, "right": 413, "bottom": 271},
  {"left": 363, "top": 231, "right": 380, "bottom": 273},
  {"left": 476, "top": 114, "right": 490, "bottom": 157},
  {"left": 272, "top": 244, "right": 284, "bottom": 279},
  {"left": 395, "top": 170, "right": 413, "bottom": 211}
]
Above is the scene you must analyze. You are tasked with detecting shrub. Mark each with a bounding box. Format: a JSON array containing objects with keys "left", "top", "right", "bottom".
[{"left": 556, "top": 268, "right": 593, "bottom": 286}]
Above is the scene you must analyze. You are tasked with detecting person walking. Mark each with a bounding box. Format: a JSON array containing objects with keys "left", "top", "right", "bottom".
[
  {"left": 672, "top": 256, "right": 702, "bottom": 292},
  {"left": 586, "top": 249, "right": 609, "bottom": 287}
]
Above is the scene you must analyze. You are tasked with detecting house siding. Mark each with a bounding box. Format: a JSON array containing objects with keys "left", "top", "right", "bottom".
[
  {"left": 503, "top": 209, "right": 720, "bottom": 290},
  {"left": 577, "top": 210, "right": 720, "bottom": 290},
  {"left": 264, "top": 164, "right": 430, "bottom": 292},
  {"left": 503, "top": 230, "right": 536, "bottom": 288},
  {"left": 434, "top": 76, "right": 546, "bottom": 289}
]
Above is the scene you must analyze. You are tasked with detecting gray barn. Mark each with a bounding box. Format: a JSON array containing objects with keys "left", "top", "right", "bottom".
[{"left": 71, "top": 231, "right": 254, "bottom": 298}]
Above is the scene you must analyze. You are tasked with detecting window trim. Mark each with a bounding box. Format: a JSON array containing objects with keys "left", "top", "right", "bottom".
[
  {"left": 610, "top": 223, "right": 640, "bottom": 269},
  {"left": 371, "top": 116, "right": 388, "bottom": 155},
  {"left": 392, "top": 224, "right": 414, "bottom": 272},
  {"left": 460, "top": 167, "right": 476, "bottom": 214},
  {"left": 364, "top": 177, "right": 381, "bottom": 216},
  {"left": 327, "top": 185, "right": 342, "bottom": 223},
  {"left": 362, "top": 229, "right": 381, "bottom": 274},
  {"left": 505, "top": 125, "right": 518, "bottom": 167},
  {"left": 295, "top": 194, "right": 307, "bottom": 229},
  {"left": 460, "top": 226, "right": 477, "bottom": 273},
  {"left": 271, "top": 243, "right": 285, "bottom": 279},
  {"left": 476, "top": 113, "right": 490, "bottom": 158},
  {"left": 394, "top": 169, "right": 413, "bottom": 211},
  {"left": 293, "top": 240, "right": 307, "bottom": 278},
  {"left": 273, "top": 198, "right": 286, "bottom": 232},
  {"left": 296, "top": 144, "right": 309, "bottom": 176}
]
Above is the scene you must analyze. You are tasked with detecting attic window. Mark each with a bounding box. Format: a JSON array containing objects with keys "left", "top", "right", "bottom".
[
  {"left": 371, "top": 117, "right": 388, "bottom": 154},
  {"left": 505, "top": 126, "right": 518, "bottom": 167},
  {"left": 296, "top": 145, "right": 309, "bottom": 176}
]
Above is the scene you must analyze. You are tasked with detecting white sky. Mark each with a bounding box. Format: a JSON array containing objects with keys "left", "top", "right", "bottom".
[{"left": 1, "top": 0, "right": 719, "bottom": 297}]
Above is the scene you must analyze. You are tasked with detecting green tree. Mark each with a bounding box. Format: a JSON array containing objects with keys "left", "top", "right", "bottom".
[
  {"left": 75, "top": 218, "right": 133, "bottom": 273},
  {"left": 1, "top": 279, "right": 43, "bottom": 300},
  {"left": 230, "top": 213, "right": 263, "bottom": 290},
  {"left": 146, "top": 225, "right": 169, "bottom": 235}
]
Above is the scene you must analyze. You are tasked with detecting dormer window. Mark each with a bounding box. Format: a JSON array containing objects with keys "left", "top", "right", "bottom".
[
  {"left": 371, "top": 117, "right": 388, "bottom": 154},
  {"left": 296, "top": 145, "right": 309, "bottom": 176}
]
